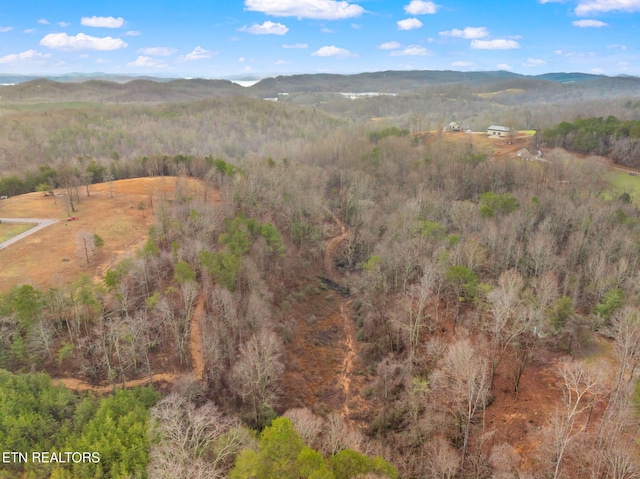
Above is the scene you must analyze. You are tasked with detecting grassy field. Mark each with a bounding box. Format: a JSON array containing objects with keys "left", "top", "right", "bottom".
[
  {"left": 606, "top": 169, "right": 640, "bottom": 204},
  {"left": 0, "top": 222, "right": 34, "bottom": 243}
]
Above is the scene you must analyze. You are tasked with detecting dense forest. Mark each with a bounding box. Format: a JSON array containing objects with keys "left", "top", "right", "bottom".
[
  {"left": 543, "top": 116, "right": 640, "bottom": 168},
  {"left": 2, "top": 74, "right": 640, "bottom": 478}
]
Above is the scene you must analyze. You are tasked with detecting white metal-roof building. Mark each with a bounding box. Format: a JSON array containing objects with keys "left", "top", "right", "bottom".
[{"left": 487, "top": 125, "right": 510, "bottom": 138}]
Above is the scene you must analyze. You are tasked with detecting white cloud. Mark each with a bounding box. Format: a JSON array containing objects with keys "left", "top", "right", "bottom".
[
  {"left": 572, "top": 19, "right": 608, "bottom": 27},
  {"left": 283, "top": 43, "right": 308, "bottom": 48},
  {"left": 522, "top": 57, "right": 547, "bottom": 67},
  {"left": 321, "top": 27, "right": 334, "bottom": 33},
  {"left": 470, "top": 39, "right": 520, "bottom": 50},
  {"left": 539, "top": 0, "right": 565, "bottom": 3},
  {"left": 275, "top": 59, "right": 289, "bottom": 64},
  {"left": 439, "top": 26, "right": 489, "bottom": 39},
  {"left": 390, "top": 45, "right": 430, "bottom": 56},
  {"left": 311, "top": 45, "right": 355, "bottom": 58},
  {"left": 239, "top": 20, "right": 289, "bottom": 35},
  {"left": 0, "top": 26, "right": 13, "bottom": 32},
  {"left": 81, "top": 16, "right": 125, "bottom": 28},
  {"left": 351, "top": 23, "right": 361, "bottom": 29},
  {"left": 124, "top": 30, "right": 140, "bottom": 36},
  {"left": 591, "top": 67, "right": 605, "bottom": 74},
  {"left": 607, "top": 43, "right": 627, "bottom": 49},
  {"left": 23, "top": 29, "right": 36, "bottom": 34},
  {"left": 137, "top": 46, "right": 176, "bottom": 56},
  {"left": 127, "top": 56, "right": 168, "bottom": 68},
  {"left": 404, "top": 0, "right": 439, "bottom": 14},
  {"left": 497, "top": 63, "right": 513, "bottom": 70},
  {"left": 378, "top": 41, "right": 401, "bottom": 50},
  {"left": 58, "top": 22, "right": 70, "bottom": 27},
  {"left": 238, "top": 57, "right": 246, "bottom": 63},
  {"left": 38, "top": 19, "right": 49, "bottom": 25},
  {"left": 397, "top": 18, "right": 423, "bottom": 30},
  {"left": 0, "top": 49, "right": 51, "bottom": 64},
  {"left": 576, "top": 0, "right": 640, "bottom": 15},
  {"left": 183, "top": 46, "right": 216, "bottom": 61},
  {"left": 451, "top": 61, "right": 475, "bottom": 67},
  {"left": 244, "top": 0, "right": 364, "bottom": 19},
  {"left": 40, "top": 32, "right": 128, "bottom": 51}
]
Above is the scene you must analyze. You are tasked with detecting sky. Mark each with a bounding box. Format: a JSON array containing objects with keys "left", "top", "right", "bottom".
[{"left": 0, "top": 0, "right": 639, "bottom": 78}]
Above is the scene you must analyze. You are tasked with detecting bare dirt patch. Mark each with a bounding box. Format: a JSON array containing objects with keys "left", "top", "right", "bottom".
[{"left": 0, "top": 176, "right": 211, "bottom": 292}]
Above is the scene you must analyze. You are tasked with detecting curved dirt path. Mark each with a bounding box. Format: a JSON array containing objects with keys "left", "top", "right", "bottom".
[
  {"left": 0, "top": 218, "right": 58, "bottom": 251},
  {"left": 323, "top": 212, "right": 348, "bottom": 284},
  {"left": 337, "top": 301, "right": 356, "bottom": 418},
  {"left": 323, "top": 213, "right": 359, "bottom": 420},
  {"left": 53, "top": 292, "right": 207, "bottom": 392}
]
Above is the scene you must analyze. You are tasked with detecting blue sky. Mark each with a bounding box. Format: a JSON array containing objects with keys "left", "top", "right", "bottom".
[{"left": 0, "top": 0, "right": 639, "bottom": 78}]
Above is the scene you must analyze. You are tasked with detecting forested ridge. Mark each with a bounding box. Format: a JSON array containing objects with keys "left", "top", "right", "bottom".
[
  {"left": 2, "top": 77, "right": 640, "bottom": 478},
  {"left": 543, "top": 115, "right": 640, "bottom": 168}
]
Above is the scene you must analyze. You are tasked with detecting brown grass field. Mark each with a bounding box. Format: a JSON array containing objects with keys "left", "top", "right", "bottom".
[{"left": 0, "top": 176, "right": 209, "bottom": 292}]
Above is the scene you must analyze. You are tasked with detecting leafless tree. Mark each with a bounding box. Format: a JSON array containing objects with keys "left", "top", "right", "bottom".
[
  {"left": 148, "top": 393, "right": 249, "bottom": 479},
  {"left": 551, "top": 360, "right": 600, "bottom": 479},
  {"left": 231, "top": 329, "right": 284, "bottom": 425}
]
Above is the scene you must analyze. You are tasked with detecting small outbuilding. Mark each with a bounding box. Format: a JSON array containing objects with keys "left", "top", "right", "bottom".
[
  {"left": 487, "top": 125, "right": 510, "bottom": 138},
  {"left": 443, "top": 121, "right": 463, "bottom": 132}
]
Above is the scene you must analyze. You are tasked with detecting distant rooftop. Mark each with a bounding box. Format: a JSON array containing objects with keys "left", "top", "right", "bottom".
[{"left": 487, "top": 125, "right": 510, "bottom": 132}]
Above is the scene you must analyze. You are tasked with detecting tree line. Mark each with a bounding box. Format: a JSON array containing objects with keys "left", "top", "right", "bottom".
[{"left": 543, "top": 115, "right": 640, "bottom": 168}]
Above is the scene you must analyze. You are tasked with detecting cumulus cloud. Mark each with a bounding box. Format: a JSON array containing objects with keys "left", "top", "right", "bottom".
[
  {"left": 127, "top": 56, "right": 167, "bottom": 68},
  {"left": 275, "top": 59, "right": 289, "bottom": 64},
  {"left": 124, "top": 30, "right": 140, "bottom": 36},
  {"left": 470, "top": 39, "right": 520, "bottom": 50},
  {"left": 439, "top": 26, "right": 489, "bottom": 39},
  {"left": 378, "top": 41, "right": 401, "bottom": 50},
  {"left": 0, "top": 26, "right": 14, "bottom": 32},
  {"left": 40, "top": 32, "right": 127, "bottom": 50},
  {"left": 451, "top": 61, "right": 475, "bottom": 67},
  {"left": 137, "top": 46, "right": 177, "bottom": 56},
  {"left": 239, "top": 20, "right": 289, "bottom": 35},
  {"left": 311, "top": 45, "right": 355, "bottom": 58},
  {"left": 38, "top": 19, "right": 49, "bottom": 25},
  {"left": 81, "top": 16, "right": 125, "bottom": 28},
  {"left": 404, "top": 0, "right": 439, "bottom": 14},
  {"left": 576, "top": 0, "right": 640, "bottom": 15},
  {"left": 182, "top": 46, "right": 216, "bottom": 61},
  {"left": 23, "top": 29, "right": 36, "bottom": 34},
  {"left": 522, "top": 57, "right": 547, "bottom": 67},
  {"left": 58, "top": 22, "right": 70, "bottom": 27},
  {"left": 390, "top": 45, "right": 430, "bottom": 56},
  {"left": 497, "top": 63, "right": 514, "bottom": 70},
  {"left": 607, "top": 43, "right": 627, "bottom": 49},
  {"left": 283, "top": 43, "right": 308, "bottom": 48},
  {"left": 397, "top": 18, "right": 423, "bottom": 30},
  {"left": 244, "top": 0, "right": 364, "bottom": 19},
  {"left": 573, "top": 19, "right": 608, "bottom": 26},
  {"left": 0, "top": 49, "right": 51, "bottom": 64}
]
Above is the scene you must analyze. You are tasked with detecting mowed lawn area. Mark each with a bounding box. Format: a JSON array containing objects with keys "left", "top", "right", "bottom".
[
  {"left": 606, "top": 169, "right": 640, "bottom": 204},
  {"left": 0, "top": 222, "right": 34, "bottom": 243}
]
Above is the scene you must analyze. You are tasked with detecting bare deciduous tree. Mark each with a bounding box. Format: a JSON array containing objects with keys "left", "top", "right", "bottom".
[
  {"left": 148, "top": 393, "right": 249, "bottom": 479},
  {"left": 231, "top": 329, "right": 284, "bottom": 425}
]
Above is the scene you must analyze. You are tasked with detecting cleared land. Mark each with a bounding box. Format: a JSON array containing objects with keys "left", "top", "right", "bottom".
[
  {"left": 0, "top": 221, "right": 35, "bottom": 243},
  {"left": 0, "top": 176, "right": 209, "bottom": 292}
]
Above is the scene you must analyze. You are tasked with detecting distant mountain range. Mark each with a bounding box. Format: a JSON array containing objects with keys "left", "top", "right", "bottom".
[{"left": 0, "top": 70, "right": 638, "bottom": 104}]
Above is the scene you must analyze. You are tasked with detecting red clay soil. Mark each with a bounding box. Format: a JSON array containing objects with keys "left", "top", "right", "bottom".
[
  {"left": 484, "top": 348, "right": 565, "bottom": 469},
  {"left": 53, "top": 292, "right": 207, "bottom": 392}
]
